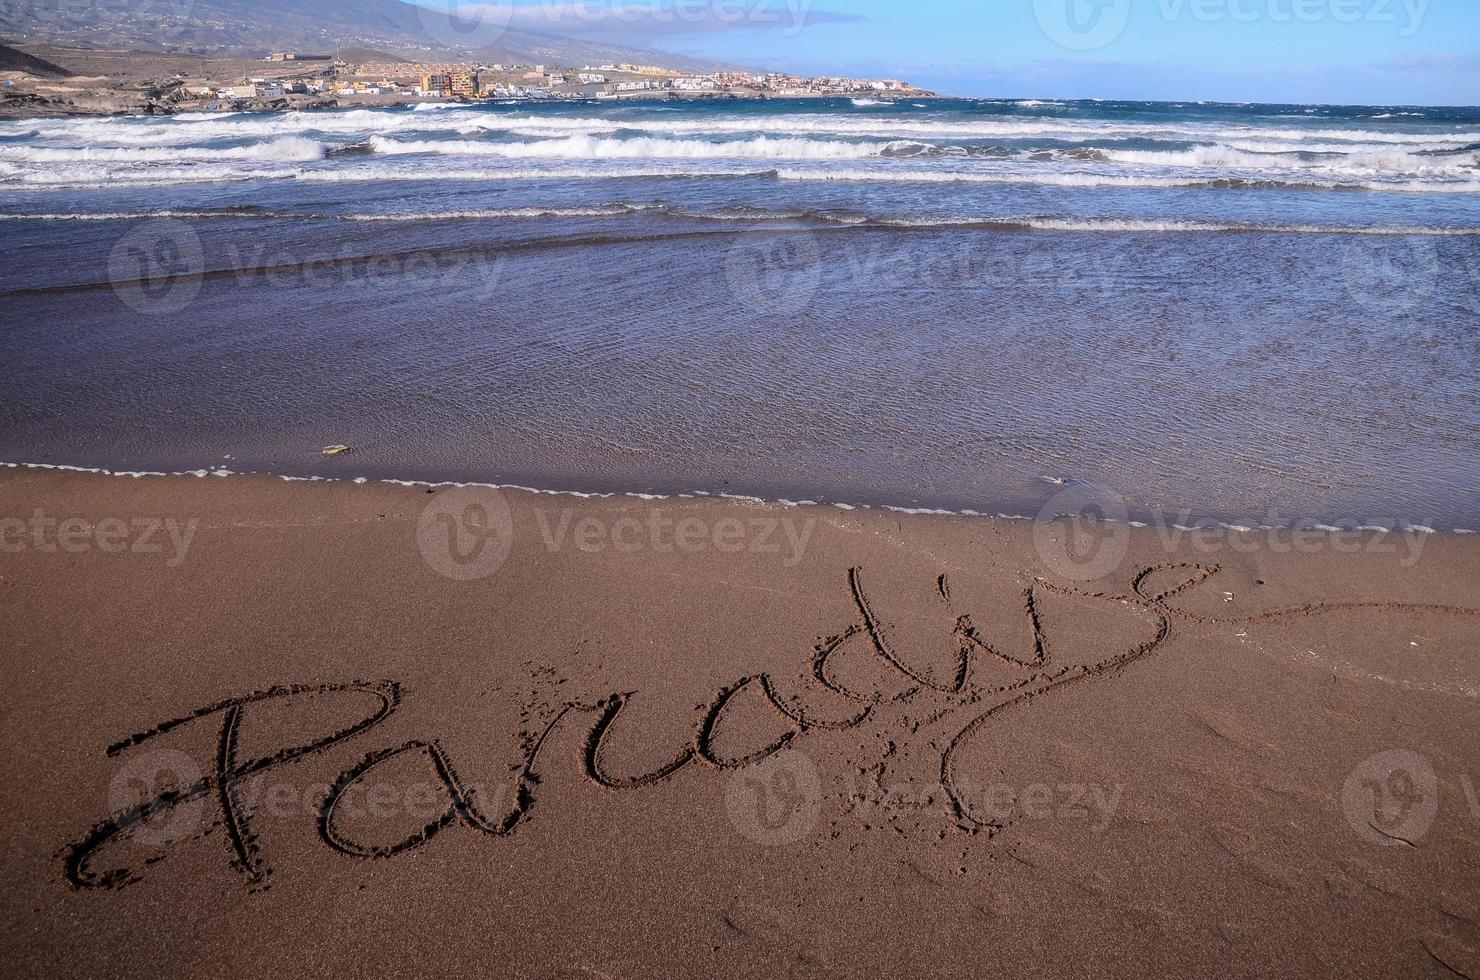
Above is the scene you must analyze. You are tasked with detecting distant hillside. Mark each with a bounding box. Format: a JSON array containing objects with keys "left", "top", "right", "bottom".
[
  {"left": 337, "top": 47, "right": 413, "bottom": 64},
  {"left": 0, "top": 41, "right": 72, "bottom": 77},
  {"left": 0, "top": 0, "right": 731, "bottom": 72}
]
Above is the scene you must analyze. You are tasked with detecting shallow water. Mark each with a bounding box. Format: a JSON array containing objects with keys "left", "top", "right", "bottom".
[{"left": 1, "top": 98, "right": 1477, "bottom": 526}]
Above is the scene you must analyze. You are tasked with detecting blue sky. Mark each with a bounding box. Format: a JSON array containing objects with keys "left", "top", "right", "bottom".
[{"left": 432, "top": 1, "right": 1480, "bottom": 103}]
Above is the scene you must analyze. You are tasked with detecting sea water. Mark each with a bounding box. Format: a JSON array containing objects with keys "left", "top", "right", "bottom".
[{"left": 1, "top": 98, "right": 1476, "bottom": 526}]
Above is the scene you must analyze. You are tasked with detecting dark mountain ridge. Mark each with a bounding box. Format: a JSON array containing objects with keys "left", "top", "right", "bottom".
[{"left": 0, "top": 0, "right": 732, "bottom": 71}]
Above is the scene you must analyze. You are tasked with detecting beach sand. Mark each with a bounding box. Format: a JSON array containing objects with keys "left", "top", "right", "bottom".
[{"left": 3, "top": 467, "right": 1479, "bottom": 978}]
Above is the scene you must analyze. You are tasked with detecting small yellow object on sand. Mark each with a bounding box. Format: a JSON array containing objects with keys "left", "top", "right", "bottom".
[{"left": 321, "top": 445, "right": 350, "bottom": 456}]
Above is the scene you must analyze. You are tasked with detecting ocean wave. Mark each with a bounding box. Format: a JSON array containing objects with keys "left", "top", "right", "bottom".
[
  {"left": 0, "top": 164, "right": 778, "bottom": 187},
  {"left": 339, "top": 203, "right": 667, "bottom": 220},
  {"left": 1, "top": 460, "right": 1474, "bottom": 533},
  {"left": 169, "top": 111, "right": 244, "bottom": 121},
  {"left": 771, "top": 166, "right": 1480, "bottom": 192},
  {"left": 5, "top": 109, "right": 451, "bottom": 145},
  {"left": 298, "top": 165, "right": 768, "bottom": 182},
  {"left": 1099, "top": 144, "right": 1477, "bottom": 176},
  {"left": 3, "top": 204, "right": 1472, "bottom": 236},
  {"left": 13, "top": 110, "right": 1477, "bottom": 149},
  {"left": 0, "top": 204, "right": 666, "bottom": 221},
  {"left": 933, "top": 217, "right": 1480, "bottom": 235},
  {"left": 0, "top": 135, "right": 327, "bottom": 164},
  {"left": 3, "top": 103, "right": 1478, "bottom": 195},
  {"left": 365, "top": 134, "right": 905, "bottom": 160},
  {"left": 0, "top": 209, "right": 271, "bottom": 220},
  {"left": 449, "top": 116, "right": 1480, "bottom": 146},
  {"left": 9, "top": 158, "right": 1477, "bottom": 193}
]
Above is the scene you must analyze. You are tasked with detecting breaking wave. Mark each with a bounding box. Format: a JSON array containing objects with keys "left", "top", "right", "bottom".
[
  {"left": 0, "top": 135, "right": 328, "bottom": 164},
  {"left": 364, "top": 134, "right": 920, "bottom": 160},
  {"left": 771, "top": 167, "right": 1480, "bottom": 193},
  {"left": 1, "top": 100, "right": 1478, "bottom": 203},
  {"left": 4, "top": 204, "right": 1474, "bottom": 236}
]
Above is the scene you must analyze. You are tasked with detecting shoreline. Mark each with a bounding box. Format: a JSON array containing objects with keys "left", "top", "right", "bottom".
[
  {"left": 3, "top": 459, "right": 1474, "bottom": 537},
  {"left": 0, "top": 91, "right": 947, "bottom": 121}
]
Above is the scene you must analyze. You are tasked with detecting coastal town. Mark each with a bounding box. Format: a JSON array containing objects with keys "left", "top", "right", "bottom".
[
  {"left": 194, "top": 53, "right": 932, "bottom": 108},
  {"left": 0, "top": 43, "right": 933, "bottom": 117}
]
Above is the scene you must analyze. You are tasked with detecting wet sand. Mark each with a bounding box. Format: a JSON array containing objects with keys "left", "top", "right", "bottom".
[{"left": 3, "top": 468, "right": 1479, "bottom": 978}]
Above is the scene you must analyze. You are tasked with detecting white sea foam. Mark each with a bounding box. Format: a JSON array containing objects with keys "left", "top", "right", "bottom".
[
  {"left": 0, "top": 210, "right": 265, "bottom": 220},
  {"left": 2, "top": 206, "right": 1471, "bottom": 236},
  {"left": 415, "top": 115, "right": 1480, "bottom": 146},
  {"left": 0, "top": 135, "right": 327, "bottom": 164},
  {"left": 990, "top": 217, "right": 1480, "bottom": 235},
  {"left": 2, "top": 460, "right": 1470, "bottom": 534},
  {"left": 296, "top": 164, "right": 765, "bottom": 183},
  {"left": 772, "top": 166, "right": 1480, "bottom": 193},
  {"left": 366, "top": 134, "right": 898, "bottom": 160},
  {"left": 4, "top": 105, "right": 1478, "bottom": 196},
  {"left": 340, "top": 203, "right": 663, "bottom": 220},
  {"left": 1099, "top": 144, "right": 1477, "bottom": 177},
  {"left": 14, "top": 109, "right": 1474, "bottom": 150}
]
